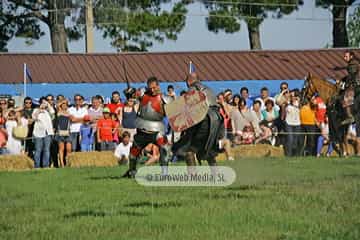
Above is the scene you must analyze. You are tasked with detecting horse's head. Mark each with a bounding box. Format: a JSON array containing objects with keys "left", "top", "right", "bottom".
[
  {"left": 300, "top": 73, "right": 315, "bottom": 104},
  {"left": 302, "top": 72, "right": 338, "bottom": 104}
]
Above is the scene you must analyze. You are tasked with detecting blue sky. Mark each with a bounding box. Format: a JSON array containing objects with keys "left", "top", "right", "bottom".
[{"left": 7, "top": 0, "right": 359, "bottom": 53}]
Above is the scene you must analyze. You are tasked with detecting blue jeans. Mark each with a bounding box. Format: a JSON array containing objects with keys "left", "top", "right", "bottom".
[
  {"left": 71, "top": 132, "right": 80, "bottom": 152},
  {"left": 0, "top": 148, "right": 8, "bottom": 155},
  {"left": 34, "top": 135, "right": 52, "bottom": 168},
  {"left": 317, "top": 136, "right": 334, "bottom": 155},
  {"left": 100, "top": 141, "right": 115, "bottom": 151},
  {"left": 81, "top": 143, "right": 92, "bottom": 152},
  {"left": 285, "top": 124, "right": 302, "bottom": 157}
]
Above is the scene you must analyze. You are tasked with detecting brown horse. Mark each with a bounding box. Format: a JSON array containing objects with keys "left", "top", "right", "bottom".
[
  {"left": 301, "top": 72, "right": 339, "bottom": 104},
  {"left": 301, "top": 73, "right": 352, "bottom": 156}
]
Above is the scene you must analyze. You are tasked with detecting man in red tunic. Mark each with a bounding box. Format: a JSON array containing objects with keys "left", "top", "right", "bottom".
[{"left": 122, "top": 77, "right": 172, "bottom": 178}]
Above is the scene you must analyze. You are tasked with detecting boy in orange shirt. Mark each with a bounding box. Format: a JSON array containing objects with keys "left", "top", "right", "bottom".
[{"left": 97, "top": 107, "right": 116, "bottom": 151}]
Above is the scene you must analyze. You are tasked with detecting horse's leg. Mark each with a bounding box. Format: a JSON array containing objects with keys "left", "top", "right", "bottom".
[
  {"left": 331, "top": 142, "right": 342, "bottom": 157},
  {"left": 343, "top": 139, "right": 349, "bottom": 157}
]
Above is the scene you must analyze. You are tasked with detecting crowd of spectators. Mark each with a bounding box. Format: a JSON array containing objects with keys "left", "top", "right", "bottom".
[{"left": 0, "top": 81, "right": 356, "bottom": 168}]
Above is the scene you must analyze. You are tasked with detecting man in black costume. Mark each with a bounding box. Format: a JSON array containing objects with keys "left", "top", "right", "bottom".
[
  {"left": 338, "top": 50, "right": 360, "bottom": 125},
  {"left": 172, "top": 73, "right": 224, "bottom": 168}
]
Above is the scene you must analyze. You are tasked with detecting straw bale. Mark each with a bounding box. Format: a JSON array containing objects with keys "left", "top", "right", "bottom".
[
  {"left": 0, "top": 154, "right": 34, "bottom": 171},
  {"left": 216, "top": 144, "right": 284, "bottom": 161},
  {"left": 67, "top": 151, "right": 118, "bottom": 168}
]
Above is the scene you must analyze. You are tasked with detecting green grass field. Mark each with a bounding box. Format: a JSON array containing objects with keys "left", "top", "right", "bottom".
[{"left": 1, "top": 157, "right": 360, "bottom": 240}]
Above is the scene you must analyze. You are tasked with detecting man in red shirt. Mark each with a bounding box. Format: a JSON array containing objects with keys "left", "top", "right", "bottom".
[
  {"left": 97, "top": 107, "right": 116, "bottom": 151},
  {"left": 106, "top": 91, "right": 124, "bottom": 119}
]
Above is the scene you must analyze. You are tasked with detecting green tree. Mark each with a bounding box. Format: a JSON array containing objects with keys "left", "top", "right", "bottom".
[
  {"left": 347, "top": 6, "right": 360, "bottom": 47},
  {"left": 0, "top": 0, "right": 83, "bottom": 52},
  {"left": 94, "top": 0, "right": 188, "bottom": 51},
  {"left": 203, "top": 0, "right": 303, "bottom": 50},
  {"left": 316, "top": 0, "right": 356, "bottom": 48}
]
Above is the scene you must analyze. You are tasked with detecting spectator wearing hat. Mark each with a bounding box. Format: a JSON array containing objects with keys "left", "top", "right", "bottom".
[
  {"left": 68, "top": 94, "right": 88, "bottom": 152},
  {"left": 97, "top": 107, "right": 116, "bottom": 151},
  {"left": 55, "top": 99, "right": 72, "bottom": 167},
  {"left": 80, "top": 115, "right": 93, "bottom": 152}
]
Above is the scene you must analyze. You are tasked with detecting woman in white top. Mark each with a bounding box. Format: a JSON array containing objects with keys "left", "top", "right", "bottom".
[
  {"left": 5, "top": 110, "right": 27, "bottom": 154},
  {"left": 284, "top": 94, "right": 301, "bottom": 156},
  {"left": 32, "top": 98, "right": 55, "bottom": 168},
  {"left": 231, "top": 98, "right": 261, "bottom": 144}
]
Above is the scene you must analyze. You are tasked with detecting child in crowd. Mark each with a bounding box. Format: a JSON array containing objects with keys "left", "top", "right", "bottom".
[
  {"left": 114, "top": 131, "right": 132, "bottom": 164},
  {"left": 255, "top": 120, "right": 273, "bottom": 145},
  {"left": 97, "top": 107, "right": 116, "bottom": 151},
  {"left": 241, "top": 124, "right": 255, "bottom": 144},
  {"left": 111, "top": 113, "right": 121, "bottom": 144},
  {"left": 80, "top": 115, "right": 93, "bottom": 152},
  {"left": 233, "top": 124, "right": 255, "bottom": 145}
]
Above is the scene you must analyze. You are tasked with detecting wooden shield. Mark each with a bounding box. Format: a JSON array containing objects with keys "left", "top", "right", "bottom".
[{"left": 165, "top": 90, "right": 209, "bottom": 132}]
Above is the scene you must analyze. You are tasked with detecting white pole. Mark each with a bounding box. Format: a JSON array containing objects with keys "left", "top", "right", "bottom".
[
  {"left": 23, "top": 63, "right": 27, "bottom": 155},
  {"left": 23, "top": 63, "right": 27, "bottom": 98}
]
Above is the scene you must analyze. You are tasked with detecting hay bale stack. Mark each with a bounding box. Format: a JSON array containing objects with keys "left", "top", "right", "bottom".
[
  {"left": 216, "top": 144, "right": 284, "bottom": 161},
  {"left": 232, "top": 144, "right": 284, "bottom": 158},
  {"left": 67, "top": 151, "right": 118, "bottom": 168},
  {"left": 0, "top": 154, "right": 34, "bottom": 171}
]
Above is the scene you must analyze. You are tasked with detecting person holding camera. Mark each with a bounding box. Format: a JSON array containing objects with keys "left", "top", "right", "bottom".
[{"left": 32, "top": 97, "right": 55, "bottom": 168}]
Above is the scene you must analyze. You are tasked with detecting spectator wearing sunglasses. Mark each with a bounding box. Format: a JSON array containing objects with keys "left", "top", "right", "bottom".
[
  {"left": 22, "top": 97, "right": 35, "bottom": 159},
  {"left": 68, "top": 94, "right": 88, "bottom": 152}
]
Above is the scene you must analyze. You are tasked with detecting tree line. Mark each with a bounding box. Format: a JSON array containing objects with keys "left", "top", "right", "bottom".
[{"left": 1, "top": 0, "right": 359, "bottom": 52}]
